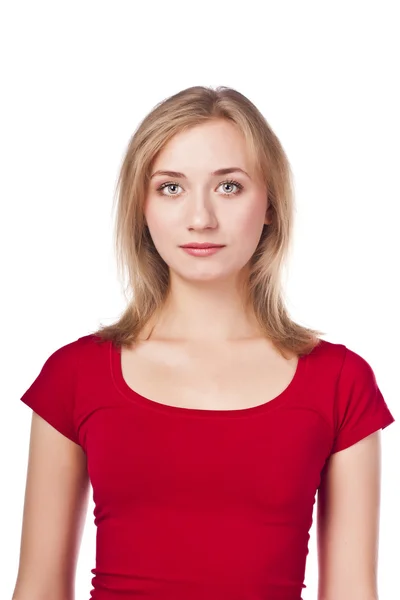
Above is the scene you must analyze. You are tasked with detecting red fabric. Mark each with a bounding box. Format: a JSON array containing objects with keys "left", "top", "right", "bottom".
[{"left": 20, "top": 335, "right": 395, "bottom": 600}]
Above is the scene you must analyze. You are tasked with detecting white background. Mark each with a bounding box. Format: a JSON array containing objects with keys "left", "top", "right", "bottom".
[{"left": 1, "top": 1, "right": 398, "bottom": 599}]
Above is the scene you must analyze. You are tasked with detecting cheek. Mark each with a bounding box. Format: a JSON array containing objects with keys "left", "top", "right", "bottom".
[
  {"left": 227, "top": 206, "right": 266, "bottom": 263},
  {"left": 233, "top": 205, "right": 266, "bottom": 240},
  {"left": 144, "top": 203, "right": 181, "bottom": 259},
  {"left": 145, "top": 200, "right": 174, "bottom": 235}
]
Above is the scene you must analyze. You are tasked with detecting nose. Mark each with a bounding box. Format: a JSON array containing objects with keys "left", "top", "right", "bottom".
[{"left": 186, "top": 192, "right": 218, "bottom": 231}]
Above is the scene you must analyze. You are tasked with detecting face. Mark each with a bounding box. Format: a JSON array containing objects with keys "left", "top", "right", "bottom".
[{"left": 144, "top": 119, "right": 271, "bottom": 283}]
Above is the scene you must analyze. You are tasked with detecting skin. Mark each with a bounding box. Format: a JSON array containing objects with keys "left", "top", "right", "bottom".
[
  {"left": 317, "top": 431, "right": 381, "bottom": 600},
  {"left": 13, "top": 118, "right": 381, "bottom": 600},
  {"left": 13, "top": 413, "right": 90, "bottom": 600},
  {"left": 146, "top": 118, "right": 382, "bottom": 599},
  {"left": 144, "top": 118, "right": 272, "bottom": 341}
]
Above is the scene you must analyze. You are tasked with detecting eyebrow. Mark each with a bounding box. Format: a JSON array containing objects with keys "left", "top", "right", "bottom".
[{"left": 150, "top": 167, "right": 250, "bottom": 179}]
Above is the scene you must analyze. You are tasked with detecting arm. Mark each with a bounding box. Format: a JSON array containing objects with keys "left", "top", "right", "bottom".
[
  {"left": 317, "top": 430, "right": 382, "bottom": 600},
  {"left": 12, "top": 412, "right": 90, "bottom": 600}
]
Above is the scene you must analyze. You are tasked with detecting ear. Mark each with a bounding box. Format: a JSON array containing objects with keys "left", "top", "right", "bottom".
[{"left": 264, "top": 205, "right": 272, "bottom": 225}]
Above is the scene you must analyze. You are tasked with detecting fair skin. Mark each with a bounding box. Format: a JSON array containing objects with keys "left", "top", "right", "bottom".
[
  {"left": 13, "top": 119, "right": 381, "bottom": 600},
  {"left": 144, "top": 118, "right": 272, "bottom": 343},
  {"left": 317, "top": 431, "right": 382, "bottom": 600},
  {"left": 13, "top": 413, "right": 90, "bottom": 600},
  {"left": 128, "top": 118, "right": 299, "bottom": 412}
]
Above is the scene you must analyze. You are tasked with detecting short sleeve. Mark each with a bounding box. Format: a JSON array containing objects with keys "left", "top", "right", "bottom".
[
  {"left": 331, "top": 347, "right": 395, "bottom": 453},
  {"left": 20, "top": 340, "right": 80, "bottom": 445}
]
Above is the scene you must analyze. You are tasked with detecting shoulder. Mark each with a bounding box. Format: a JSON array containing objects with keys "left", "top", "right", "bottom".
[
  {"left": 301, "top": 338, "right": 395, "bottom": 454},
  {"left": 19, "top": 333, "right": 108, "bottom": 446},
  {"left": 43, "top": 332, "right": 108, "bottom": 365},
  {"left": 319, "top": 340, "right": 396, "bottom": 454},
  {"left": 318, "top": 338, "right": 384, "bottom": 401},
  {"left": 308, "top": 337, "right": 375, "bottom": 379}
]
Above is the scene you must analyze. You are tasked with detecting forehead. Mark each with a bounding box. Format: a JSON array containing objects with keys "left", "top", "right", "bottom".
[{"left": 152, "top": 120, "right": 255, "bottom": 174}]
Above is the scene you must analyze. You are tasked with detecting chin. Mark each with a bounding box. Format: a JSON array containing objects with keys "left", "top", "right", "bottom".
[{"left": 173, "top": 267, "right": 239, "bottom": 284}]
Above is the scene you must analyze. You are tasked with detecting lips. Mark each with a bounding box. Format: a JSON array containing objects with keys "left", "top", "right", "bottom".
[{"left": 180, "top": 243, "right": 225, "bottom": 249}]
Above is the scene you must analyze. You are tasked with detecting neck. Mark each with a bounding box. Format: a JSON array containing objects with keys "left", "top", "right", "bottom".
[{"left": 146, "top": 270, "right": 261, "bottom": 342}]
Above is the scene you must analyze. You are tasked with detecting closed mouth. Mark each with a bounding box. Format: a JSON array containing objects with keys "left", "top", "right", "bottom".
[{"left": 180, "top": 244, "right": 225, "bottom": 249}]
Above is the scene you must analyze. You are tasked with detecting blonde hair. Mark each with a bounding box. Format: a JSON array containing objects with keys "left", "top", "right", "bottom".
[{"left": 91, "top": 85, "right": 324, "bottom": 358}]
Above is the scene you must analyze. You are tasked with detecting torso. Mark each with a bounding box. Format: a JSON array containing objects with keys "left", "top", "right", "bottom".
[{"left": 120, "top": 337, "right": 299, "bottom": 411}]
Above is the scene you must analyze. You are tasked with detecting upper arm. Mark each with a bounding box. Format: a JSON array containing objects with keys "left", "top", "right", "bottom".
[
  {"left": 317, "top": 430, "right": 381, "bottom": 600},
  {"left": 12, "top": 412, "right": 90, "bottom": 600}
]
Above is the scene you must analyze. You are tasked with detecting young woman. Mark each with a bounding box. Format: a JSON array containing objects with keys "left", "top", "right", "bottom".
[{"left": 14, "top": 86, "right": 395, "bottom": 600}]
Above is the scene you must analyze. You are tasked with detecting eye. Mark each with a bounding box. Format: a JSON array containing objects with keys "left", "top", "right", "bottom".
[
  {"left": 156, "top": 179, "right": 244, "bottom": 197},
  {"left": 156, "top": 182, "right": 182, "bottom": 196},
  {"left": 217, "top": 180, "right": 243, "bottom": 196}
]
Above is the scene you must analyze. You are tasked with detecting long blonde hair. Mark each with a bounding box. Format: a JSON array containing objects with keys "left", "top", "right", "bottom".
[{"left": 91, "top": 85, "right": 324, "bottom": 358}]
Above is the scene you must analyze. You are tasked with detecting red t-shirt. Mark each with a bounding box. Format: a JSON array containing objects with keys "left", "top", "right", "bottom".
[{"left": 19, "top": 334, "right": 395, "bottom": 600}]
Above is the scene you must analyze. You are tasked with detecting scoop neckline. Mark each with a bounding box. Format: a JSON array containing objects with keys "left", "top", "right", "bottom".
[{"left": 108, "top": 337, "right": 310, "bottom": 418}]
